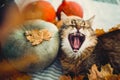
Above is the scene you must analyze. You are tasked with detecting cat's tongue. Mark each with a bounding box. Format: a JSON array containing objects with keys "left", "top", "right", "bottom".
[
  {"left": 73, "top": 37, "right": 81, "bottom": 49},
  {"left": 68, "top": 32, "right": 85, "bottom": 52}
]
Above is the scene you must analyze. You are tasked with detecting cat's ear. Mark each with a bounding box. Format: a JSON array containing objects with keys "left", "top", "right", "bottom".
[
  {"left": 61, "top": 12, "right": 68, "bottom": 20},
  {"left": 87, "top": 15, "right": 95, "bottom": 24}
]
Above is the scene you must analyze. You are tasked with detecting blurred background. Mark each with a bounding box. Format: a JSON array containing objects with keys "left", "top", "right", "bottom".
[
  {"left": 0, "top": 0, "right": 120, "bottom": 31},
  {"left": 15, "top": 0, "right": 120, "bottom": 31}
]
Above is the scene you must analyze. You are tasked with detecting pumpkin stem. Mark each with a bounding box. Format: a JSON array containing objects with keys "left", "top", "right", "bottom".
[{"left": 62, "top": 0, "right": 66, "bottom": 2}]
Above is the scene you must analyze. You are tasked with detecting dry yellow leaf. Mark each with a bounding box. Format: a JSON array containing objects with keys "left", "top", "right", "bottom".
[
  {"left": 25, "top": 29, "right": 52, "bottom": 46},
  {"left": 1, "top": 73, "right": 31, "bottom": 80},
  {"left": 73, "top": 75, "right": 84, "bottom": 80},
  {"left": 109, "top": 24, "right": 120, "bottom": 32},
  {"left": 100, "top": 64, "right": 113, "bottom": 77},
  {"left": 6, "top": 73, "right": 30, "bottom": 80},
  {"left": 88, "top": 64, "right": 102, "bottom": 80},
  {"left": 95, "top": 29, "right": 105, "bottom": 36},
  {"left": 88, "top": 64, "right": 120, "bottom": 80},
  {"left": 42, "top": 29, "right": 52, "bottom": 40},
  {"left": 95, "top": 24, "right": 120, "bottom": 37},
  {"left": 60, "top": 75, "right": 71, "bottom": 80}
]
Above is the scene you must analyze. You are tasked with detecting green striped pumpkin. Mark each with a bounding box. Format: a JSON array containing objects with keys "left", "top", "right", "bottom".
[{"left": 1, "top": 20, "right": 59, "bottom": 72}]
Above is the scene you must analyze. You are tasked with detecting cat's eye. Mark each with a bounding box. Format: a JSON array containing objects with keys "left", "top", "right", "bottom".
[
  {"left": 80, "top": 20, "right": 85, "bottom": 28},
  {"left": 71, "top": 19, "right": 77, "bottom": 25},
  {"left": 70, "top": 19, "right": 78, "bottom": 28}
]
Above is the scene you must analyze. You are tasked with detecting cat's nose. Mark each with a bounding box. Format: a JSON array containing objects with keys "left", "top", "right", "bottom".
[
  {"left": 77, "top": 29, "right": 79, "bottom": 33},
  {"left": 76, "top": 26, "right": 81, "bottom": 30}
]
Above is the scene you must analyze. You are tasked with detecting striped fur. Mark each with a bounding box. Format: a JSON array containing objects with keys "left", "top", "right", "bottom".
[{"left": 59, "top": 14, "right": 97, "bottom": 75}]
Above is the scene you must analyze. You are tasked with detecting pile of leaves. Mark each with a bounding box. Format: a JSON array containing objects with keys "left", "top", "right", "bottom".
[
  {"left": 95, "top": 24, "right": 120, "bottom": 36},
  {"left": 0, "top": 72, "right": 31, "bottom": 80},
  {"left": 59, "top": 64, "right": 120, "bottom": 80},
  {"left": 88, "top": 64, "right": 120, "bottom": 80}
]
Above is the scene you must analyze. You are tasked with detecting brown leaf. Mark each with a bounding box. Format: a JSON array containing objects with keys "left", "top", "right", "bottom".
[
  {"left": 9, "top": 73, "right": 31, "bottom": 80},
  {"left": 59, "top": 75, "right": 72, "bottom": 80},
  {"left": 105, "top": 75, "right": 120, "bottom": 80},
  {"left": 95, "top": 24, "right": 120, "bottom": 37},
  {"left": 88, "top": 64, "right": 103, "bottom": 80},
  {"left": 42, "top": 29, "right": 52, "bottom": 41},
  {"left": 0, "top": 72, "right": 31, "bottom": 80},
  {"left": 109, "top": 24, "right": 120, "bottom": 32},
  {"left": 88, "top": 64, "right": 120, "bottom": 80},
  {"left": 25, "top": 29, "right": 43, "bottom": 46},
  {"left": 100, "top": 64, "right": 113, "bottom": 77},
  {"left": 95, "top": 29, "right": 105, "bottom": 36},
  {"left": 25, "top": 29, "right": 52, "bottom": 46},
  {"left": 73, "top": 75, "right": 84, "bottom": 80}
]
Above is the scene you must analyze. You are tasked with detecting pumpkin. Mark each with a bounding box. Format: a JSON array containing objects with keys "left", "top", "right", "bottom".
[
  {"left": 56, "top": 0, "right": 83, "bottom": 20},
  {"left": 22, "top": 0, "right": 56, "bottom": 23},
  {"left": 1, "top": 20, "right": 59, "bottom": 72}
]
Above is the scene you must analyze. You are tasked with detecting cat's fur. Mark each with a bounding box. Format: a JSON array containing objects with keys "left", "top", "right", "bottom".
[
  {"left": 59, "top": 13, "right": 97, "bottom": 75},
  {"left": 59, "top": 12, "right": 120, "bottom": 76}
]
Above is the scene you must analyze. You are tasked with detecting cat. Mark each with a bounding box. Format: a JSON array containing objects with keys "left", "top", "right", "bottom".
[
  {"left": 59, "top": 12, "right": 120, "bottom": 77},
  {"left": 59, "top": 12, "right": 98, "bottom": 75}
]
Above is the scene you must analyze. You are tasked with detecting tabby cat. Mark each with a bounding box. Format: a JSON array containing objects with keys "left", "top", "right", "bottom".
[{"left": 59, "top": 12, "right": 120, "bottom": 76}]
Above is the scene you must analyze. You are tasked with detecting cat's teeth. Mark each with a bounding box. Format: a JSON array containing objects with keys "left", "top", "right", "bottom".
[
  {"left": 74, "top": 33, "right": 76, "bottom": 35},
  {"left": 73, "top": 49, "right": 78, "bottom": 52}
]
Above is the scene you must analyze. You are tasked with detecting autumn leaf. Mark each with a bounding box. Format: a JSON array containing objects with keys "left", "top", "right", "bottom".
[
  {"left": 88, "top": 64, "right": 102, "bottom": 80},
  {"left": 60, "top": 75, "right": 71, "bottom": 80},
  {"left": 100, "top": 64, "right": 113, "bottom": 77},
  {"left": 109, "top": 24, "right": 120, "bottom": 32},
  {"left": 42, "top": 29, "right": 52, "bottom": 41},
  {"left": 95, "top": 29, "right": 105, "bottom": 36},
  {"left": 9, "top": 73, "right": 31, "bottom": 80},
  {"left": 73, "top": 75, "right": 84, "bottom": 80},
  {"left": 25, "top": 29, "right": 52, "bottom": 46},
  {"left": 0, "top": 72, "right": 31, "bottom": 80},
  {"left": 95, "top": 24, "right": 120, "bottom": 37},
  {"left": 88, "top": 64, "right": 120, "bottom": 80}
]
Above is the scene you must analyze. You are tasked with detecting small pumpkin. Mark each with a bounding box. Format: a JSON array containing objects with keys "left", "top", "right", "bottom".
[
  {"left": 56, "top": 0, "right": 83, "bottom": 20},
  {"left": 1, "top": 20, "right": 59, "bottom": 72},
  {"left": 22, "top": 0, "right": 56, "bottom": 23}
]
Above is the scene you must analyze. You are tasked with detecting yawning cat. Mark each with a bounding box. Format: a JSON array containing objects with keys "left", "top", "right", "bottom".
[
  {"left": 59, "top": 12, "right": 97, "bottom": 75},
  {"left": 59, "top": 12, "right": 120, "bottom": 77}
]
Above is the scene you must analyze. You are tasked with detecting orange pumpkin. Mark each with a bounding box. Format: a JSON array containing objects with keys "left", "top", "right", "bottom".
[
  {"left": 22, "top": 0, "right": 56, "bottom": 23},
  {"left": 57, "top": 0, "right": 83, "bottom": 20}
]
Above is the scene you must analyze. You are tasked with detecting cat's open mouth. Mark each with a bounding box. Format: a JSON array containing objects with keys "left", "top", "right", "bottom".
[{"left": 68, "top": 32, "right": 85, "bottom": 52}]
